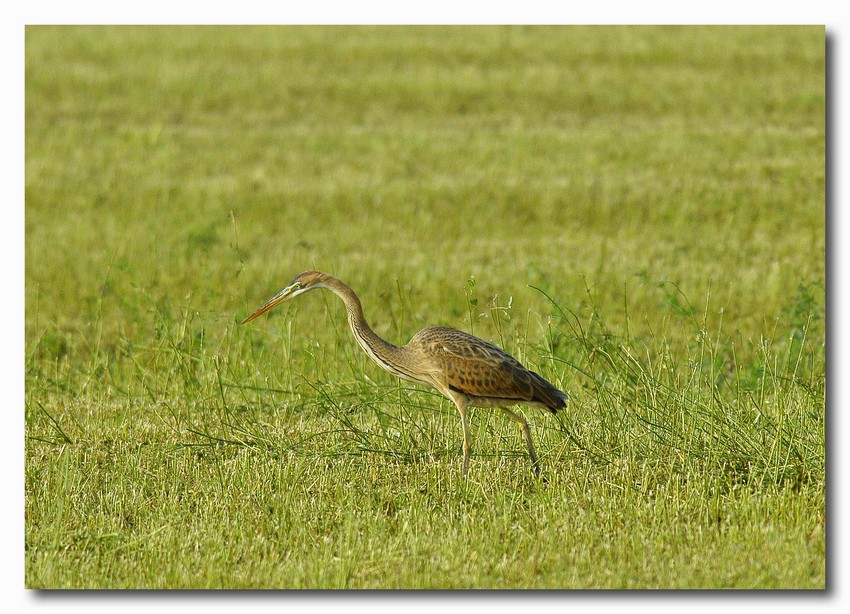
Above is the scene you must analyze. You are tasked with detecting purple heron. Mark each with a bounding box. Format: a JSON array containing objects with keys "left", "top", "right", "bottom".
[{"left": 243, "top": 271, "right": 567, "bottom": 476}]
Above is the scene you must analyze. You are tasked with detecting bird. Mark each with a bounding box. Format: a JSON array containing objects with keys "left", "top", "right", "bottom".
[{"left": 242, "top": 271, "right": 567, "bottom": 476}]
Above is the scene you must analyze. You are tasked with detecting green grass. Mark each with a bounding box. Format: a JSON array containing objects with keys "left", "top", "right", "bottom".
[{"left": 25, "top": 25, "right": 825, "bottom": 589}]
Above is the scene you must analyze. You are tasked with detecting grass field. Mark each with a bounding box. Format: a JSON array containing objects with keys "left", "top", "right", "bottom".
[{"left": 25, "top": 25, "right": 825, "bottom": 589}]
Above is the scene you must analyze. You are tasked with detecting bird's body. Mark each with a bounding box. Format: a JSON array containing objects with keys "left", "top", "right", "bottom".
[
  {"left": 242, "top": 271, "right": 567, "bottom": 475},
  {"left": 403, "top": 325, "right": 566, "bottom": 413}
]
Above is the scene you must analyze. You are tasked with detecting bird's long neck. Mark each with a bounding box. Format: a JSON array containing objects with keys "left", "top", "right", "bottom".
[{"left": 322, "top": 276, "right": 415, "bottom": 381}]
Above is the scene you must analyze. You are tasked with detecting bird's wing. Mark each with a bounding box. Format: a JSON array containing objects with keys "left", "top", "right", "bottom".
[
  {"left": 409, "top": 326, "right": 567, "bottom": 412},
  {"left": 412, "top": 327, "right": 538, "bottom": 402}
]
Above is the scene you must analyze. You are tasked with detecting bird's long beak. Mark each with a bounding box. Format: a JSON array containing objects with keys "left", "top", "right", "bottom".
[{"left": 241, "top": 284, "right": 297, "bottom": 324}]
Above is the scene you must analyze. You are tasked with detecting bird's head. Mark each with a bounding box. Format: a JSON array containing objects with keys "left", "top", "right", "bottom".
[{"left": 242, "top": 271, "right": 329, "bottom": 324}]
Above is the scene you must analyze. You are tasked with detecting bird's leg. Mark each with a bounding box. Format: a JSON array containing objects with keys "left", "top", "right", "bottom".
[
  {"left": 452, "top": 398, "right": 472, "bottom": 477},
  {"left": 500, "top": 407, "right": 540, "bottom": 476}
]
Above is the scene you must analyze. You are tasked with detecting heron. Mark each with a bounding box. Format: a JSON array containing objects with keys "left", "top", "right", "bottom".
[{"left": 242, "top": 271, "right": 567, "bottom": 476}]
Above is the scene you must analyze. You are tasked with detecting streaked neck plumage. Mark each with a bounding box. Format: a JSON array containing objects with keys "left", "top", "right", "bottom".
[{"left": 318, "top": 275, "right": 420, "bottom": 383}]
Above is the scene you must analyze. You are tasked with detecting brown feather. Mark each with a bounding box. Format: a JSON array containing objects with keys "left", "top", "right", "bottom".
[{"left": 407, "top": 326, "right": 567, "bottom": 413}]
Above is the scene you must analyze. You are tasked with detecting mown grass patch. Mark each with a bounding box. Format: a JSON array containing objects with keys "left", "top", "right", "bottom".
[{"left": 26, "top": 25, "right": 824, "bottom": 588}]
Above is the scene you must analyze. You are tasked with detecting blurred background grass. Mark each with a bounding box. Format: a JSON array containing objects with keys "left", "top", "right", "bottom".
[{"left": 26, "top": 26, "right": 823, "bottom": 356}]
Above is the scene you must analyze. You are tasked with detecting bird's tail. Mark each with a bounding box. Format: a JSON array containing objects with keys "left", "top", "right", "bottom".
[{"left": 529, "top": 371, "right": 569, "bottom": 414}]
